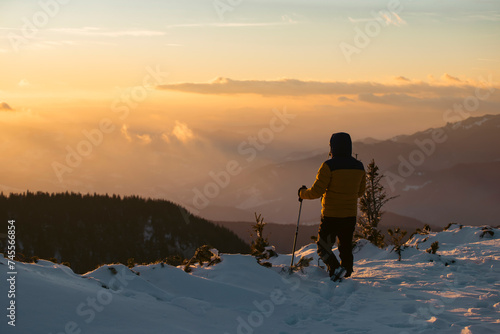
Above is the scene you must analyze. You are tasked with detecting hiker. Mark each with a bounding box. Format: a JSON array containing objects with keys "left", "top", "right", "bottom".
[{"left": 298, "top": 132, "right": 366, "bottom": 280}]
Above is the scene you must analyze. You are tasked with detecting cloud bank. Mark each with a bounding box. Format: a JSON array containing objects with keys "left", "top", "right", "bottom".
[{"left": 157, "top": 76, "right": 487, "bottom": 98}]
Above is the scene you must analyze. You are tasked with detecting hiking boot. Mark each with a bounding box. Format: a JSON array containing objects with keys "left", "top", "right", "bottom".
[
  {"left": 344, "top": 269, "right": 353, "bottom": 278},
  {"left": 330, "top": 266, "right": 346, "bottom": 282}
]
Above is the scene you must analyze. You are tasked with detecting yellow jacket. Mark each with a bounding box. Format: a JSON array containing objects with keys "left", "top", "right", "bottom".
[{"left": 300, "top": 158, "right": 366, "bottom": 218}]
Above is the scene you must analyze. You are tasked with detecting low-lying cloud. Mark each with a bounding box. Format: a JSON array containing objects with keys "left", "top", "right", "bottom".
[
  {"left": 157, "top": 76, "right": 486, "bottom": 97},
  {"left": 120, "top": 121, "right": 196, "bottom": 145}
]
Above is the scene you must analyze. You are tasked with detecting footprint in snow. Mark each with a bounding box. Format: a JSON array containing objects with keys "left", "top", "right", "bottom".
[{"left": 401, "top": 303, "right": 417, "bottom": 314}]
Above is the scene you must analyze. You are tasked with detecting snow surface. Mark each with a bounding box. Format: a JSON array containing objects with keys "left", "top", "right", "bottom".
[{"left": 1, "top": 225, "right": 499, "bottom": 334}]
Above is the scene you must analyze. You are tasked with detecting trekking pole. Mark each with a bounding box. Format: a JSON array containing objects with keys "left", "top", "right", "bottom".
[{"left": 290, "top": 199, "right": 303, "bottom": 270}]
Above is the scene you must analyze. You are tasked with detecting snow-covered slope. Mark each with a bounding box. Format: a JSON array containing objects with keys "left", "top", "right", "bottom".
[{"left": 1, "top": 225, "right": 499, "bottom": 334}]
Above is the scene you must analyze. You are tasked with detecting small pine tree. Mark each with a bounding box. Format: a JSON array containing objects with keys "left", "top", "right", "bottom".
[
  {"left": 356, "top": 159, "right": 398, "bottom": 248},
  {"left": 250, "top": 213, "right": 276, "bottom": 263},
  {"left": 388, "top": 227, "right": 407, "bottom": 261}
]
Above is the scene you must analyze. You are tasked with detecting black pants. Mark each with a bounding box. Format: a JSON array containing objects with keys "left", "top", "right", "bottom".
[{"left": 316, "top": 216, "right": 356, "bottom": 273}]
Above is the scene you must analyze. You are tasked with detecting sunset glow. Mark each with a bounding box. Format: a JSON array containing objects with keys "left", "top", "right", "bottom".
[{"left": 1, "top": 0, "right": 499, "bottom": 207}]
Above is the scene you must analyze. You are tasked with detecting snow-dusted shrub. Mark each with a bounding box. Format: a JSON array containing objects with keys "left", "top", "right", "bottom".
[
  {"left": 184, "top": 245, "right": 221, "bottom": 272},
  {"left": 480, "top": 227, "right": 494, "bottom": 238},
  {"left": 260, "top": 262, "right": 272, "bottom": 268},
  {"left": 292, "top": 256, "right": 313, "bottom": 272},
  {"left": 443, "top": 223, "right": 463, "bottom": 231},
  {"left": 283, "top": 256, "right": 314, "bottom": 274},
  {"left": 426, "top": 241, "right": 439, "bottom": 254},
  {"left": 164, "top": 254, "right": 185, "bottom": 267},
  {"left": 262, "top": 246, "right": 277, "bottom": 260},
  {"left": 388, "top": 227, "right": 407, "bottom": 261}
]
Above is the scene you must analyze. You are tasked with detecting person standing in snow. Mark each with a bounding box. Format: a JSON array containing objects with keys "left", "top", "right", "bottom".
[{"left": 298, "top": 132, "right": 366, "bottom": 281}]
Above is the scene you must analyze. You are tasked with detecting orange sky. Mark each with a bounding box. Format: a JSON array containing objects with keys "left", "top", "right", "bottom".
[{"left": 0, "top": 0, "right": 499, "bottom": 203}]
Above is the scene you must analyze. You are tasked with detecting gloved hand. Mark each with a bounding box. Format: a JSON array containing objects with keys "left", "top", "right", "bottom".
[{"left": 298, "top": 185, "right": 307, "bottom": 202}]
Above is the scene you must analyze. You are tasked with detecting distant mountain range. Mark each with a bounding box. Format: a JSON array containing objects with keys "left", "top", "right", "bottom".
[{"left": 196, "top": 114, "right": 500, "bottom": 228}]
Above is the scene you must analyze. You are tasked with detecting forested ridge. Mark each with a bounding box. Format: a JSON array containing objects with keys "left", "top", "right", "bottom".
[{"left": 0, "top": 191, "right": 249, "bottom": 273}]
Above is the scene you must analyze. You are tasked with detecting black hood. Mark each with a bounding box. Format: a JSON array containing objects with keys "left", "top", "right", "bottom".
[{"left": 329, "top": 132, "right": 352, "bottom": 157}]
